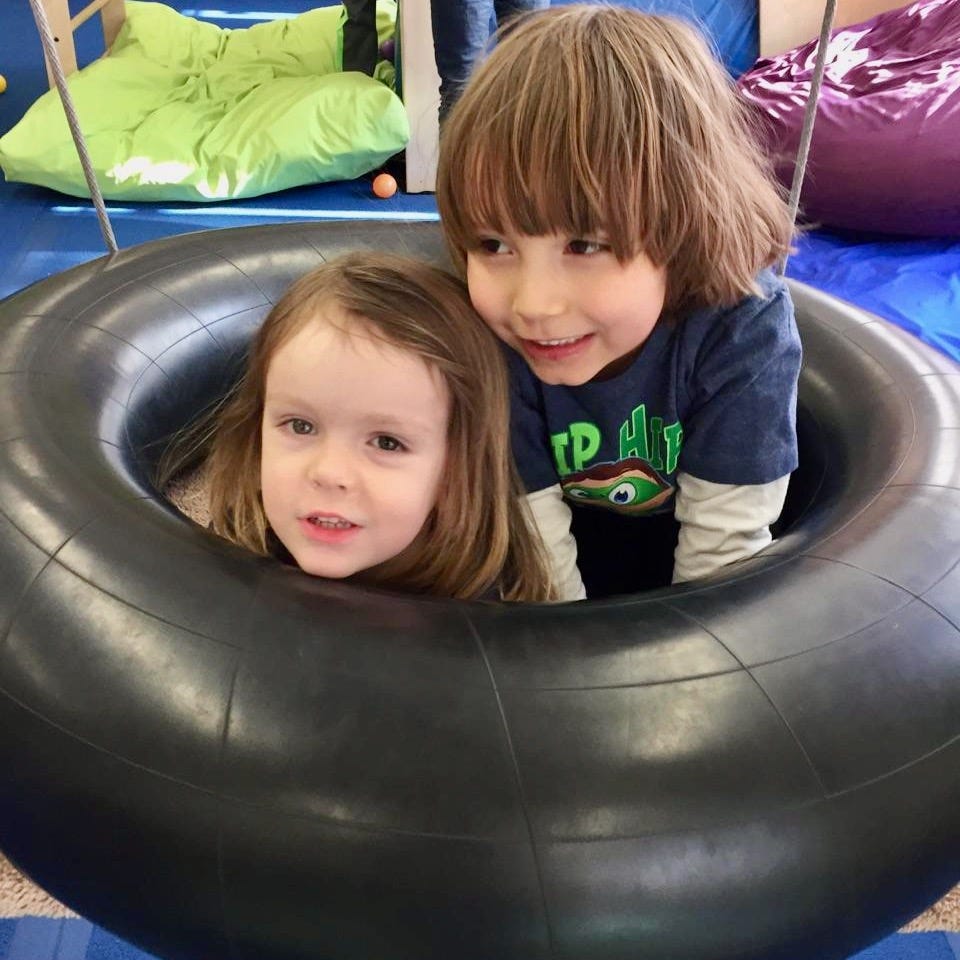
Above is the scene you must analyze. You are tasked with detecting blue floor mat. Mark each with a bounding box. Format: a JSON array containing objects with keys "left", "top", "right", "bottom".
[
  {"left": 0, "top": 177, "right": 439, "bottom": 300},
  {"left": 786, "top": 230, "right": 960, "bottom": 364}
]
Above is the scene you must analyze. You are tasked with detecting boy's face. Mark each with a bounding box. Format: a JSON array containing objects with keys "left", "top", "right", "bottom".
[{"left": 466, "top": 232, "right": 667, "bottom": 385}]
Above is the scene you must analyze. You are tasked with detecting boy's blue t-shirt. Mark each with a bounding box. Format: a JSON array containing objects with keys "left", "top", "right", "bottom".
[{"left": 510, "top": 270, "right": 801, "bottom": 514}]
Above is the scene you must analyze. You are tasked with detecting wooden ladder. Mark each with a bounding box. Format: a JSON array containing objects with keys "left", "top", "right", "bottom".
[{"left": 38, "top": 0, "right": 126, "bottom": 85}]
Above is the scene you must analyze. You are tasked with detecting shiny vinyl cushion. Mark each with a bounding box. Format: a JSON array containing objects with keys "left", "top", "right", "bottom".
[
  {"left": 0, "top": 221, "right": 959, "bottom": 960},
  {"left": 738, "top": 0, "right": 960, "bottom": 237}
]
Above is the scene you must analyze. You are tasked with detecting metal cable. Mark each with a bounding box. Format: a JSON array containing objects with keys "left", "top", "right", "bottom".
[
  {"left": 778, "top": 0, "right": 838, "bottom": 276},
  {"left": 27, "top": 0, "right": 119, "bottom": 254}
]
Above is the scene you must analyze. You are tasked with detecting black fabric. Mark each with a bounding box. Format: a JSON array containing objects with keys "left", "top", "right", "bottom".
[
  {"left": 571, "top": 506, "right": 680, "bottom": 597},
  {"left": 342, "top": 0, "right": 378, "bottom": 75}
]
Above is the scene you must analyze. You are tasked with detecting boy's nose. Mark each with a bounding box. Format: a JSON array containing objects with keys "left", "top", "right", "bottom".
[{"left": 511, "top": 266, "right": 567, "bottom": 325}]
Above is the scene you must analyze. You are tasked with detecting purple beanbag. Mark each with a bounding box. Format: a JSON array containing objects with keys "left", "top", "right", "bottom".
[{"left": 738, "top": 0, "right": 960, "bottom": 237}]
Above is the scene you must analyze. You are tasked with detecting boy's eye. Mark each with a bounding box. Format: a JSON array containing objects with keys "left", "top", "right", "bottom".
[
  {"left": 286, "top": 418, "right": 313, "bottom": 435},
  {"left": 476, "top": 237, "right": 510, "bottom": 255},
  {"left": 373, "top": 434, "right": 405, "bottom": 452},
  {"left": 567, "top": 239, "right": 608, "bottom": 255}
]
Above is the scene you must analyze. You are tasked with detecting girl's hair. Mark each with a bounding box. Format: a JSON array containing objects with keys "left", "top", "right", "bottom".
[
  {"left": 166, "top": 252, "right": 555, "bottom": 602},
  {"left": 436, "top": 3, "right": 794, "bottom": 313}
]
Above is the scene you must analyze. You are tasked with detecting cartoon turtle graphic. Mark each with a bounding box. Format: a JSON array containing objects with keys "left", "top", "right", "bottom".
[{"left": 561, "top": 457, "right": 674, "bottom": 514}]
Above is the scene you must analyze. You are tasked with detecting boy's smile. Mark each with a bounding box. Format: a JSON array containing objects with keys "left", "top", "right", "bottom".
[{"left": 466, "top": 232, "right": 668, "bottom": 385}]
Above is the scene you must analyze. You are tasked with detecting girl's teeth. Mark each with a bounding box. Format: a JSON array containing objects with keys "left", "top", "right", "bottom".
[
  {"left": 309, "top": 518, "right": 353, "bottom": 528},
  {"left": 537, "top": 336, "right": 582, "bottom": 346}
]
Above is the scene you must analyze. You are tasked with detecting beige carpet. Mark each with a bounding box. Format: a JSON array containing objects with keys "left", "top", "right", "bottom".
[
  {"left": 1, "top": 851, "right": 957, "bottom": 927},
  {"left": 165, "top": 464, "right": 211, "bottom": 528}
]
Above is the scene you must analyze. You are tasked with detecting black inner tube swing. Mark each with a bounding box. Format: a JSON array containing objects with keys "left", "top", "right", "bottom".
[{"left": 0, "top": 220, "right": 959, "bottom": 960}]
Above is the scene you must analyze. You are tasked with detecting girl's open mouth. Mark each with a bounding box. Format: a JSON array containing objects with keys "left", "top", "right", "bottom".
[{"left": 300, "top": 515, "right": 361, "bottom": 543}]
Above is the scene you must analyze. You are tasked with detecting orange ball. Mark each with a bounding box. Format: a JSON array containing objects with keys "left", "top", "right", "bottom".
[{"left": 372, "top": 173, "right": 398, "bottom": 199}]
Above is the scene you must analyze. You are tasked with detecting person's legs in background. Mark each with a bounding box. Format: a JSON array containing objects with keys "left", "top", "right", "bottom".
[
  {"left": 342, "top": 0, "right": 379, "bottom": 75},
  {"left": 494, "top": 0, "right": 549, "bottom": 32},
  {"left": 430, "top": 0, "right": 494, "bottom": 122},
  {"left": 431, "top": 0, "right": 549, "bottom": 122}
]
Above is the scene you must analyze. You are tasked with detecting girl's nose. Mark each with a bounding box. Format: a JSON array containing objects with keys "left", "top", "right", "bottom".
[{"left": 307, "top": 443, "right": 355, "bottom": 490}]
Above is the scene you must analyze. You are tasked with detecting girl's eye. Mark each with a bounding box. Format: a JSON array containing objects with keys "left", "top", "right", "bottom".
[
  {"left": 476, "top": 237, "right": 509, "bottom": 255},
  {"left": 567, "top": 239, "right": 608, "bottom": 255},
  {"left": 286, "top": 418, "right": 313, "bottom": 435},
  {"left": 373, "top": 435, "right": 405, "bottom": 452}
]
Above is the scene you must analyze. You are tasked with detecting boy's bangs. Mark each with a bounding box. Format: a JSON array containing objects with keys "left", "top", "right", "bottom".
[{"left": 452, "top": 119, "right": 646, "bottom": 261}]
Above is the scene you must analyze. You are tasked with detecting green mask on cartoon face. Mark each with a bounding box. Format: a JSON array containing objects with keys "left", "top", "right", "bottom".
[{"left": 565, "top": 475, "right": 663, "bottom": 508}]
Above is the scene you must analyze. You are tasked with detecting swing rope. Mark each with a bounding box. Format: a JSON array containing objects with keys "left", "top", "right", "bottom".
[
  {"left": 778, "top": 0, "right": 838, "bottom": 275},
  {"left": 27, "top": 0, "right": 119, "bottom": 254}
]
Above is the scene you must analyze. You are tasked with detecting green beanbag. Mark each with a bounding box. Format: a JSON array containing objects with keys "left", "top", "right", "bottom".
[{"left": 0, "top": 1, "right": 408, "bottom": 201}]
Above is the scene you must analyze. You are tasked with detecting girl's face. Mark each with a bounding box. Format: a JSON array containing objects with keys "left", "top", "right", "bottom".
[
  {"left": 259, "top": 311, "right": 450, "bottom": 580},
  {"left": 466, "top": 231, "right": 668, "bottom": 385}
]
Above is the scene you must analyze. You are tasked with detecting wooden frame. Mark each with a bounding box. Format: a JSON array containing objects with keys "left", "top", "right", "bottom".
[
  {"left": 397, "top": 0, "right": 439, "bottom": 193},
  {"left": 38, "top": 0, "right": 125, "bottom": 86}
]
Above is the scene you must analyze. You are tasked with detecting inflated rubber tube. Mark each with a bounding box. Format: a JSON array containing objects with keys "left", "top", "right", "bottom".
[{"left": 1, "top": 221, "right": 959, "bottom": 960}]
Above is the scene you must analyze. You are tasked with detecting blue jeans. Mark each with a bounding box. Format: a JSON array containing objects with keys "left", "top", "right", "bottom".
[{"left": 431, "top": 0, "right": 550, "bottom": 119}]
